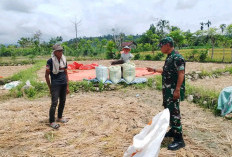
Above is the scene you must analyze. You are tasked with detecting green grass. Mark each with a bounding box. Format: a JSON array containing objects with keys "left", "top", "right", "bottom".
[
  {"left": 9, "top": 61, "right": 45, "bottom": 82},
  {"left": 139, "top": 48, "right": 232, "bottom": 62},
  {"left": 3, "top": 61, "right": 48, "bottom": 99},
  {"left": 153, "top": 75, "right": 221, "bottom": 115}
]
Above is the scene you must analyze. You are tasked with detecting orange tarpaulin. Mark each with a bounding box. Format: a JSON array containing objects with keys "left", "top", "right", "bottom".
[
  {"left": 67, "top": 62, "right": 98, "bottom": 70},
  {"left": 68, "top": 68, "right": 160, "bottom": 81}
]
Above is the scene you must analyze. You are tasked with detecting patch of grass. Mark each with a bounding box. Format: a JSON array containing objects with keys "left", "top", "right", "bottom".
[
  {"left": 186, "top": 83, "right": 220, "bottom": 115},
  {"left": 7, "top": 61, "right": 45, "bottom": 82},
  {"left": 153, "top": 75, "right": 221, "bottom": 115},
  {"left": 2, "top": 61, "right": 48, "bottom": 99},
  {"left": 69, "top": 78, "right": 156, "bottom": 93},
  {"left": 198, "top": 66, "right": 232, "bottom": 78},
  {"left": 44, "top": 131, "right": 55, "bottom": 142},
  {"left": 154, "top": 75, "right": 162, "bottom": 90}
]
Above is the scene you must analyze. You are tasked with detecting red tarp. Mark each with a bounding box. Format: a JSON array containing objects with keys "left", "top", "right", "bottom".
[
  {"left": 67, "top": 62, "right": 98, "bottom": 70},
  {"left": 68, "top": 67, "right": 160, "bottom": 81}
]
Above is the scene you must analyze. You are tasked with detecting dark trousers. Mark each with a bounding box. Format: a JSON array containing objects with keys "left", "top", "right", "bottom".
[
  {"left": 49, "top": 84, "right": 67, "bottom": 123},
  {"left": 163, "top": 98, "right": 182, "bottom": 135}
]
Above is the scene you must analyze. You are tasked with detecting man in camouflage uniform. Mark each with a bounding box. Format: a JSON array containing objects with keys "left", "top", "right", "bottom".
[{"left": 147, "top": 37, "right": 185, "bottom": 150}]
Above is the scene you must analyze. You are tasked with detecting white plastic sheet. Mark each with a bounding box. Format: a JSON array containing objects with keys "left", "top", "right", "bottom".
[
  {"left": 124, "top": 109, "right": 170, "bottom": 157},
  {"left": 3, "top": 81, "right": 21, "bottom": 90},
  {"left": 22, "top": 80, "right": 34, "bottom": 90}
]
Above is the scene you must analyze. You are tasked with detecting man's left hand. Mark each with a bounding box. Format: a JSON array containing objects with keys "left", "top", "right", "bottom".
[{"left": 173, "top": 89, "right": 180, "bottom": 100}]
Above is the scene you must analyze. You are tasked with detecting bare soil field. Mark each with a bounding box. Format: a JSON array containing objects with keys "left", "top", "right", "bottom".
[
  {"left": 0, "top": 65, "right": 33, "bottom": 78},
  {"left": 1, "top": 60, "right": 232, "bottom": 157},
  {"left": 189, "top": 75, "right": 232, "bottom": 92},
  {"left": 0, "top": 89, "right": 232, "bottom": 157}
]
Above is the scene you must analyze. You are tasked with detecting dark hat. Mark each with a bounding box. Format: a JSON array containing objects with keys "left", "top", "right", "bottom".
[{"left": 159, "top": 37, "right": 174, "bottom": 47}]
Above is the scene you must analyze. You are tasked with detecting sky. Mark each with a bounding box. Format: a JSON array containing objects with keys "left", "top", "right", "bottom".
[{"left": 0, "top": 0, "right": 232, "bottom": 44}]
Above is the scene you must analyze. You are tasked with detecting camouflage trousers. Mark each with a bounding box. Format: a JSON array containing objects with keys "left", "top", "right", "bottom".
[{"left": 163, "top": 96, "right": 182, "bottom": 134}]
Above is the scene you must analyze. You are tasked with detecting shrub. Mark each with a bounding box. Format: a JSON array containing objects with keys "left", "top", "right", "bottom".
[
  {"left": 115, "top": 52, "right": 121, "bottom": 59},
  {"left": 199, "top": 50, "right": 208, "bottom": 62},
  {"left": 153, "top": 52, "right": 164, "bottom": 61},
  {"left": 134, "top": 53, "right": 140, "bottom": 60},
  {"left": 187, "top": 49, "right": 198, "bottom": 61},
  {"left": 106, "top": 51, "right": 116, "bottom": 59},
  {"left": 145, "top": 54, "right": 152, "bottom": 60}
]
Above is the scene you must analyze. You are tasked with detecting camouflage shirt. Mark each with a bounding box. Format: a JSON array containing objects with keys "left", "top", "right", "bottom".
[{"left": 162, "top": 50, "right": 185, "bottom": 101}]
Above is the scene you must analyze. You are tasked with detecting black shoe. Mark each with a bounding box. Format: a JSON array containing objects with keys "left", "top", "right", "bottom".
[
  {"left": 167, "top": 140, "right": 185, "bottom": 150},
  {"left": 165, "top": 129, "right": 174, "bottom": 137}
]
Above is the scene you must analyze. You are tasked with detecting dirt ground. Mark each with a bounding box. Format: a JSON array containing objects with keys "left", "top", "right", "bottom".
[
  {"left": 189, "top": 75, "right": 232, "bottom": 92},
  {"left": 0, "top": 89, "right": 232, "bottom": 157},
  {"left": 1, "top": 60, "right": 232, "bottom": 157},
  {"left": 0, "top": 65, "right": 33, "bottom": 78}
]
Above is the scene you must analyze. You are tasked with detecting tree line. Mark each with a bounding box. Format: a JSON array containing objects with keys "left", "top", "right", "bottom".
[{"left": 1, "top": 19, "right": 232, "bottom": 62}]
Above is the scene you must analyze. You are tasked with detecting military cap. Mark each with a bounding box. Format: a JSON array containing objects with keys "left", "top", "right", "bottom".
[{"left": 159, "top": 37, "right": 174, "bottom": 47}]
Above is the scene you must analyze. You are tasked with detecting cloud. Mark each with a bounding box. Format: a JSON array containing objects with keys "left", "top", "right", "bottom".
[
  {"left": 0, "top": 0, "right": 232, "bottom": 44},
  {"left": 1, "top": 0, "right": 39, "bottom": 13},
  {"left": 175, "top": 0, "right": 199, "bottom": 10}
]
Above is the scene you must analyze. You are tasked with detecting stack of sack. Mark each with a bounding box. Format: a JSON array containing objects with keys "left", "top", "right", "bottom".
[{"left": 95, "top": 63, "right": 136, "bottom": 84}]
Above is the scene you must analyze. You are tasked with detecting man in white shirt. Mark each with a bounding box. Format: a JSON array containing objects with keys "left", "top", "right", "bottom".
[{"left": 111, "top": 46, "right": 134, "bottom": 65}]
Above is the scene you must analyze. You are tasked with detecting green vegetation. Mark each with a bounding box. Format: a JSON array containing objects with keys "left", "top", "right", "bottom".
[
  {"left": 153, "top": 75, "right": 221, "bottom": 115},
  {"left": 185, "top": 84, "right": 220, "bottom": 115},
  {"left": 5, "top": 61, "right": 48, "bottom": 99},
  {"left": 1, "top": 20, "right": 232, "bottom": 63}
]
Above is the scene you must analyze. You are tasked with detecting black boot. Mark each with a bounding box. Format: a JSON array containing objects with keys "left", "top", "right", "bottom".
[
  {"left": 165, "top": 129, "right": 174, "bottom": 137},
  {"left": 168, "top": 133, "right": 185, "bottom": 150}
]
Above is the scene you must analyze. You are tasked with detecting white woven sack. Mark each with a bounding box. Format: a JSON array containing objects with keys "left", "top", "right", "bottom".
[
  {"left": 109, "top": 65, "right": 121, "bottom": 84},
  {"left": 96, "top": 65, "right": 108, "bottom": 83},
  {"left": 122, "top": 62, "right": 135, "bottom": 83},
  {"left": 124, "top": 109, "right": 170, "bottom": 157}
]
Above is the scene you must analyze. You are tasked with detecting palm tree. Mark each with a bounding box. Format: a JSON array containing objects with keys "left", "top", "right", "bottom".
[
  {"left": 225, "top": 24, "right": 232, "bottom": 62},
  {"left": 220, "top": 24, "right": 226, "bottom": 34},
  {"left": 157, "top": 19, "right": 170, "bottom": 38},
  {"left": 219, "top": 24, "right": 227, "bottom": 62},
  {"left": 205, "top": 20, "right": 211, "bottom": 30},
  {"left": 207, "top": 27, "right": 218, "bottom": 59},
  {"left": 200, "top": 22, "right": 204, "bottom": 30},
  {"left": 220, "top": 36, "right": 229, "bottom": 62}
]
